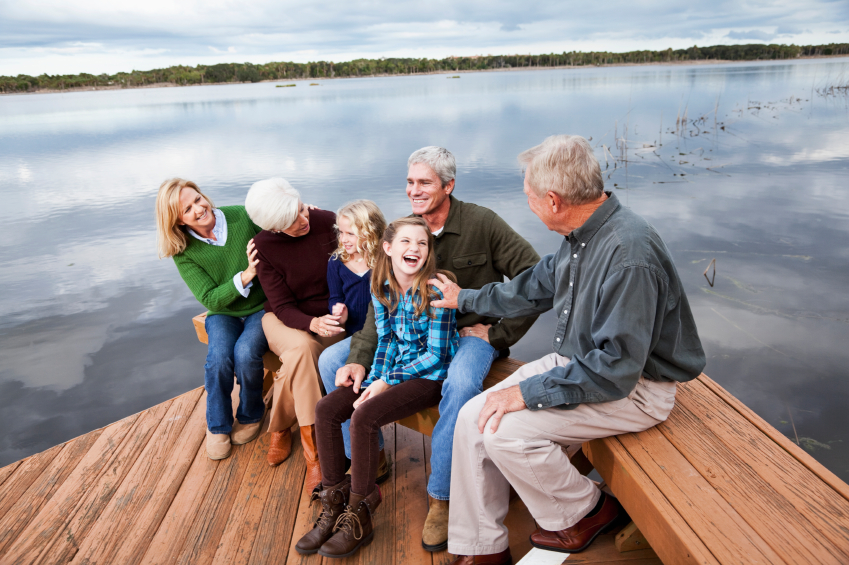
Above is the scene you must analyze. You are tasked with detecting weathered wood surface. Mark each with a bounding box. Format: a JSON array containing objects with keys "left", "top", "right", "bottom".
[
  {"left": 586, "top": 374, "right": 849, "bottom": 565},
  {"left": 6, "top": 384, "right": 631, "bottom": 564}
]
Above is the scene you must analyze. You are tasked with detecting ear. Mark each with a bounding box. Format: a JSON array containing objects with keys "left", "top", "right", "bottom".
[
  {"left": 546, "top": 191, "right": 562, "bottom": 213},
  {"left": 443, "top": 179, "right": 455, "bottom": 195},
  {"left": 383, "top": 240, "right": 392, "bottom": 256},
  {"left": 176, "top": 218, "right": 185, "bottom": 226}
]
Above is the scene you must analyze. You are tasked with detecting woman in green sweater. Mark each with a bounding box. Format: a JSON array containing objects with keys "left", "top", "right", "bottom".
[{"left": 156, "top": 178, "right": 268, "bottom": 460}]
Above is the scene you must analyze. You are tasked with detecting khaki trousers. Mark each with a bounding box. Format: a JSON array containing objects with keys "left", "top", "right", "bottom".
[
  {"left": 447, "top": 352, "right": 676, "bottom": 556},
  {"left": 262, "top": 312, "right": 345, "bottom": 433}
]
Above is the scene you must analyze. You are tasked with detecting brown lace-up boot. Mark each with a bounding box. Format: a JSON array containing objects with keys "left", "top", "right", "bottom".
[
  {"left": 300, "top": 425, "right": 322, "bottom": 493},
  {"left": 295, "top": 476, "right": 352, "bottom": 555},
  {"left": 266, "top": 429, "right": 292, "bottom": 466},
  {"left": 318, "top": 486, "right": 382, "bottom": 558}
]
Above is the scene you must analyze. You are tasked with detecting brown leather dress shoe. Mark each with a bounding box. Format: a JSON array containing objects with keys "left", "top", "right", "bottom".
[
  {"left": 529, "top": 492, "right": 622, "bottom": 553},
  {"left": 267, "top": 429, "right": 292, "bottom": 466},
  {"left": 300, "top": 425, "right": 322, "bottom": 493},
  {"left": 449, "top": 548, "right": 512, "bottom": 564}
]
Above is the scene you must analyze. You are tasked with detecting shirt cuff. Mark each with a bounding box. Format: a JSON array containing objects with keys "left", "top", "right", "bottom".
[
  {"left": 233, "top": 272, "right": 253, "bottom": 297},
  {"left": 520, "top": 374, "right": 550, "bottom": 411},
  {"left": 457, "top": 289, "right": 476, "bottom": 314}
]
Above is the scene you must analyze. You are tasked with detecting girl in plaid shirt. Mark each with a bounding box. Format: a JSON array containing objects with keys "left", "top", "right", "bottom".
[{"left": 298, "top": 216, "right": 459, "bottom": 559}]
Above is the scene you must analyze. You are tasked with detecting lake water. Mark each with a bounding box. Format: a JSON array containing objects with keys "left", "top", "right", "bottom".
[{"left": 1, "top": 59, "right": 848, "bottom": 479}]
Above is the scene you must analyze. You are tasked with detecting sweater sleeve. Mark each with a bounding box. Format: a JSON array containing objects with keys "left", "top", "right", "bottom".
[
  {"left": 173, "top": 253, "right": 243, "bottom": 313},
  {"left": 327, "top": 258, "right": 345, "bottom": 313},
  {"left": 347, "top": 301, "right": 379, "bottom": 371},
  {"left": 255, "top": 245, "right": 316, "bottom": 332}
]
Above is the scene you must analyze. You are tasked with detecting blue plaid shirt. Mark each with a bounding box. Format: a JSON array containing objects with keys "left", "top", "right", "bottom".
[{"left": 365, "top": 284, "right": 459, "bottom": 386}]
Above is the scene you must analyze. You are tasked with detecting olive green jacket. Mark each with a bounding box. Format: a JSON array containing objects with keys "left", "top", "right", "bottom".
[{"left": 347, "top": 196, "right": 541, "bottom": 370}]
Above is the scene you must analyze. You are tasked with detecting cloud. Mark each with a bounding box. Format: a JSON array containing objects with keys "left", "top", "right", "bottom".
[{"left": 725, "top": 29, "right": 776, "bottom": 41}]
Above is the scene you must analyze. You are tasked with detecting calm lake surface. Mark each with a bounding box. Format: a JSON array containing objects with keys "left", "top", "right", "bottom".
[{"left": 1, "top": 59, "right": 848, "bottom": 478}]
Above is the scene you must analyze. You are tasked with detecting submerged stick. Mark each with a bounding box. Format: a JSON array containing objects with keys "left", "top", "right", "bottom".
[{"left": 703, "top": 258, "right": 716, "bottom": 287}]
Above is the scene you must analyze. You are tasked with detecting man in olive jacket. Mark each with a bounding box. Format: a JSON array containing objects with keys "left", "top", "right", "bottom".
[{"left": 318, "top": 146, "right": 540, "bottom": 551}]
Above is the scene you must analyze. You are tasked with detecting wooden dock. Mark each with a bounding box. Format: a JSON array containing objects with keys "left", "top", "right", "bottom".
[{"left": 0, "top": 385, "right": 660, "bottom": 565}]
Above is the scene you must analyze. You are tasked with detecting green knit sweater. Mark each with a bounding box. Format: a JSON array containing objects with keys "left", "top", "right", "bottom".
[{"left": 173, "top": 206, "right": 267, "bottom": 317}]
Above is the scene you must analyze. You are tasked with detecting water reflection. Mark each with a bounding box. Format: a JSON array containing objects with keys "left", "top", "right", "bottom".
[{"left": 1, "top": 58, "right": 847, "bottom": 478}]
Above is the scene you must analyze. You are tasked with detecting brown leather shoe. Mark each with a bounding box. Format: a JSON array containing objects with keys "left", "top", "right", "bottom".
[
  {"left": 449, "top": 548, "right": 512, "bottom": 564},
  {"left": 266, "top": 428, "right": 292, "bottom": 466},
  {"left": 300, "top": 425, "right": 322, "bottom": 493},
  {"left": 529, "top": 492, "right": 622, "bottom": 553},
  {"left": 318, "top": 486, "right": 382, "bottom": 558},
  {"left": 295, "top": 476, "right": 351, "bottom": 555}
]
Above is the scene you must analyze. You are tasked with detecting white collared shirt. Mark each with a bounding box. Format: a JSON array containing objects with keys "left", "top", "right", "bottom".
[{"left": 186, "top": 208, "right": 253, "bottom": 297}]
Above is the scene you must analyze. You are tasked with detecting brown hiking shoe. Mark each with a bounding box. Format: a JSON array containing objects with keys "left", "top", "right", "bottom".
[
  {"left": 318, "top": 486, "right": 382, "bottom": 558},
  {"left": 295, "top": 477, "right": 352, "bottom": 555},
  {"left": 266, "top": 428, "right": 292, "bottom": 466},
  {"left": 422, "top": 497, "right": 449, "bottom": 551}
]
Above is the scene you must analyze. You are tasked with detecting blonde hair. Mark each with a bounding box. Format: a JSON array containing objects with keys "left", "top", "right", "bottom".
[
  {"left": 155, "top": 178, "right": 216, "bottom": 258},
  {"left": 518, "top": 135, "right": 604, "bottom": 205},
  {"left": 370, "top": 216, "right": 456, "bottom": 318},
  {"left": 245, "top": 177, "right": 301, "bottom": 231},
  {"left": 331, "top": 200, "right": 387, "bottom": 269}
]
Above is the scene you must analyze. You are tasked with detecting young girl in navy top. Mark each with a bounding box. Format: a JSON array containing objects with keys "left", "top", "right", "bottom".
[
  {"left": 327, "top": 200, "right": 386, "bottom": 335},
  {"left": 297, "top": 216, "right": 459, "bottom": 559}
]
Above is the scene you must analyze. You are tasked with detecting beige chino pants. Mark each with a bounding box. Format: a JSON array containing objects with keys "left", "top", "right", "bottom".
[
  {"left": 447, "top": 352, "right": 676, "bottom": 556},
  {"left": 262, "top": 312, "right": 345, "bottom": 433}
]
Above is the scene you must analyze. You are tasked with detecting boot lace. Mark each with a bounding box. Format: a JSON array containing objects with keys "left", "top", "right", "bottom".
[{"left": 333, "top": 505, "right": 363, "bottom": 540}]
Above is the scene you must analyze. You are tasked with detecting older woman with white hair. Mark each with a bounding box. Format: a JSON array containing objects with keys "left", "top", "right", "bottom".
[{"left": 245, "top": 178, "right": 345, "bottom": 489}]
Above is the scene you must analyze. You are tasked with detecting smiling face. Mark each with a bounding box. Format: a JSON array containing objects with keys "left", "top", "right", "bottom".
[
  {"left": 336, "top": 215, "right": 361, "bottom": 258},
  {"left": 383, "top": 224, "right": 430, "bottom": 289},
  {"left": 177, "top": 187, "right": 216, "bottom": 234},
  {"left": 282, "top": 201, "right": 310, "bottom": 237},
  {"left": 406, "top": 162, "right": 453, "bottom": 216}
]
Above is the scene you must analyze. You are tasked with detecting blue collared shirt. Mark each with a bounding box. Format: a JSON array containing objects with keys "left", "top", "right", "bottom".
[
  {"left": 366, "top": 285, "right": 459, "bottom": 386},
  {"left": 187, "top": 208, "right": 253, "bottom": 298}
]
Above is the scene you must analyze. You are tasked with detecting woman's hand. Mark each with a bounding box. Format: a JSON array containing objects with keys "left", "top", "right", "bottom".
[
  {"left": 353, "top": 379, "right": 391, "bottom": 409},
  {"left": 332, "top": 303, "right": 349, "bottom": 325},
  {"left": 310, "top": 313, "right": 344, "bottom": 337},
  {"left": 241, "top": 239, "right": 260, "bottom": 287},
  {"left": 460, "top": 323, "right": 492, "bottom": 343}
]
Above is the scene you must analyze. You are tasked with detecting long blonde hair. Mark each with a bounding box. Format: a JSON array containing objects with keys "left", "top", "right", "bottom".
[
  {"left": 155, "top": 178, "right": 215, "bottom": 258},
  {"left": 370, "top": 216, "right": 456, "bottom": 318},
  {"left": 332, "top": 200, "right": 386, "bottom": 269}
]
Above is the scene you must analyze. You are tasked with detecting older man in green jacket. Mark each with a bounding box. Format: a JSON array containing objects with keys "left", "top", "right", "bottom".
[{"left": 318, "top": 146, "right": 540, "bottom": 551}]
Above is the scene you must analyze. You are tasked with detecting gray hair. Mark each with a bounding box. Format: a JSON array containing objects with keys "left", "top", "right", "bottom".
[
  {"left": 245, "top": 177, "right": 301, "bottom": 231},
  {"left": 407, "top": 146, "right": 456, "bottom": 187},
  {"left": 518, "top": 135, "right": 604, "bottom": 205}
]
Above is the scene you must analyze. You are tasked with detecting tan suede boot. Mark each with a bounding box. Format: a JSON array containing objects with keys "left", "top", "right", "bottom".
[
  {"left": 206, "top": 430, "right": 231, "bottom": 460},
  {"left": 422, "top": 496, "right": 449, "bottom": 551},
  {"left": 295, "top": 476, "right": 351, "bottom": 555},
  {"left": 267, "top": 428, "right": 292, "bottom": 466},
  {"left": 318, "top": 486, "right": 382, "bottom": 558},
  {"left": 300, "top": 425, "right": 322, "bottom": 493},
  {"left": 230, "top": 421, "right": 262, "bottom": 445}
]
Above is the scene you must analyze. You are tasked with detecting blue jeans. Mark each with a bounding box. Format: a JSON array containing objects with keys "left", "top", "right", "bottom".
[
  {"left": 317, "top": 335, "right": 498, "bottom": 500},
  {"left": 204, "top": 310, "right": 267, "bottom": 434},
  {"left": 318, "top": 337, "right": 384, "bottom": 457}
]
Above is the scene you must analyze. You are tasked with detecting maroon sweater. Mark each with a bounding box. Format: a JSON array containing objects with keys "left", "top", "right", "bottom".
[{"left": 254, "top": 209, "right": 338, "bottom": 333}]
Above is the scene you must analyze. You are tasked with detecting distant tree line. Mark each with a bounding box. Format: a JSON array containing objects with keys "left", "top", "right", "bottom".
[{"left": 3, "top": 43, "right": 847, "bottom": 94}]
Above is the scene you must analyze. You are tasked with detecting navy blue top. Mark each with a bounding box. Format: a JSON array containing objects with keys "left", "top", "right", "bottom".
[{"left": 327, "top": 256, "right": 372, "bottom": 334}]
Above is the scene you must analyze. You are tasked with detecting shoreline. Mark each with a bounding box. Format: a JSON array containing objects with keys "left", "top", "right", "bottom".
[{"left": 3, "top": 54, "right": 847, "bottom": 97}]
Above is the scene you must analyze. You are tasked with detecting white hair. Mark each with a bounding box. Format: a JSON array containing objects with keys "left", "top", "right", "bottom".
[
  {"left": 245, "top": 177, "right": 301, "bottom": 231},
  {"left": 407, "top": 146, "right": 456, "bottom": 186},
  {"left": 518, "top": 135, "right": 604, "bottom": 205}
]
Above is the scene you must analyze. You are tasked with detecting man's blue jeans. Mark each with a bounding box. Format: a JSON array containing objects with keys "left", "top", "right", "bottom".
[
  {"left": 204, "top": 310, "right": 267, "bottom": 434},
  {"left": 318, "top": 335, "right": 498, "bottom": 500}
]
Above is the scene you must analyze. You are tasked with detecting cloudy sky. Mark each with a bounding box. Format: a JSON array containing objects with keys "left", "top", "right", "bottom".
[{"left": 2, "top": 0, "right": 848, "bottom": 77}]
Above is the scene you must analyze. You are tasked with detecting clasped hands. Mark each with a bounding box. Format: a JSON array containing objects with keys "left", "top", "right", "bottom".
[{"left": 335, "top": 363, "right": 391, "bottom": 409}]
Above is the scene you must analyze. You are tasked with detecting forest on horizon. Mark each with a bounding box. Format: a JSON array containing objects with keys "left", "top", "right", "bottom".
[{"left": 2, "top": 42, "right": 847, "bottom": 94}]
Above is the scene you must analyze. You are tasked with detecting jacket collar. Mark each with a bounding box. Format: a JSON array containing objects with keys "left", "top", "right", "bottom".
[
  {"left": 436, "top": 195, "right": 464, "bottom": 237},
  {"left": 568, "top": 192, "right": 620, "bottom": 246}
]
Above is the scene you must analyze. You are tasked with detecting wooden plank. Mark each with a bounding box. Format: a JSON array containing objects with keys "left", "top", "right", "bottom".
[
  {"left": 617, "top": 427, "right": 783, "bottom": 563},
  {"left": 0, "top": 443, "right": 64, "bottom": 520},
  {"left": 193, "top": 314, "right": 208, "bottom": 344},
  {"left": 566, "top": 530, "right": 662, "bottom": 564},
  {"left": 1, "top": 412, "right": 141, "bottom": 565},
  {"left": 615, "top": 522, "right": 650, "bottom": 553},
  {"left": 172, "top": 426, "right": 257, "bottom": 565},
  {"left": 284, "top": 431, "right": 322, "bottom": 565},
  {"left": 393, "top": 424, "right": 431, "bottom": 565},
  {"left": 397, "top": 407, "right": 440, "bottom": 437},
  {"left": 670, "top": 379, "right": 849, "bottom": 561},
  {"left": 65, "top": 389, "right": 203, "bottom": 565},
  {"left": 584, "top": 438, "right": 719, "bottom": 565},
  {"left": 425, "top": 434, "right": 451, "bottom": 565},
  {"left": 0, "top": 461, "right": 22, "bottom": 490},
  {"left": 0, "top": 428, "right": 103, "bottom": 554},
  {"left": 697, "top": 375, "right": 849, "bottom": 504},
  {"left": 247, "top": 430, "right": 306, "bottom": 565},
  {"left": 139, "top": 430, "right": 219, "bottom": 565},
  {"left": 211, "top": 425, "right": 277, "bottom": 565}
]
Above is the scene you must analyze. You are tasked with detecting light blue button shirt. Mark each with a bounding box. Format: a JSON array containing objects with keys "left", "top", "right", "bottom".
[{"left": 186, "top": 208, "right": 253, "bottom": 297}]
